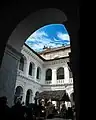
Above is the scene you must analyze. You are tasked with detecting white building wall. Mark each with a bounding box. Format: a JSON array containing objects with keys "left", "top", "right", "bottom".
[
  {"left": 43, "top": 58, "right": 70, "bottom": 85},
  {"left": 40, "top": 48, "right": 71, "bottom": 60},
  {"left": 20, "top": 45, "right": 44, "bottom": 84},
  {"left": 0, "top": 44, "right": 73, "bottom": 106},
  {"left": 0, "top": 44, "right": 21, "bottom": 106},
  {"left": 15, "top": 45, "right": 73, "bottom": 104},
  {"left": 15, "top": 74, "right": 42, "bottom": 103}
]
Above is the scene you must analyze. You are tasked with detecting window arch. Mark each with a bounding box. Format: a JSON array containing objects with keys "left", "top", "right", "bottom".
[
  {"left": 57, "top": 67, "right": 64, "bottom": 79},
  {"left": 29, "top": 62, "right": 35, "bottom": 76},
  {"left": 69, "top": 70, "right": 73, "bottom": 78},
  {"left": 46, "top": 69, "right": 52, "bottom": 80},
  {"left": 36, "top": 67, "right": 41, "bottom": 79},
  {"left": 26, "top": 89, "right": 33, "bottom": 106},
  {"left": 15, "top": 86, "right": 23, "bottom": 97},
  {"left": 19, "top": 56, "right": 24, "bottom": 71},
  {"left": 14, "top": 86, "right": 23, "bottom": 104}
]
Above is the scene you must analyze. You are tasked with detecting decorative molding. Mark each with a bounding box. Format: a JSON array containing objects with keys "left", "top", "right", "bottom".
[
  {"left": 22, "top": 46, "right": 44, "bottom": 64},
  {"left": 17, "top": 72, "right": 73, "bottom": 92},
  {"left": 17, "top": 74, "right": 41, "bottom": 86},
  {"left": 44, "top": 58, "right": 69, "bottom": 66},
  {"left": 41, "top": 83, "right": 73, "bottom": 87},
  {"left": 5, "top": 44, "right": 22, "bottom": 60},
  {"left": 22, "top": 45, "right": 69, "bottom": 66}
]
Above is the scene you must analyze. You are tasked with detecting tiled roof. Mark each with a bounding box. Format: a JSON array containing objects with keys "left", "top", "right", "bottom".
[
  {"left": 38, "top": 45, "right": 70, "bottom": 54},
  {"left": 24, "top": 43, "right": 69, "bottom": 61},
  {"left": 39, "top": 90, "right": 70, "bottom": 101}
]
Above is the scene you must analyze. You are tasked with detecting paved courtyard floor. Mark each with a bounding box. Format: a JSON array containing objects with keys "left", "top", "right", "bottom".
[{"left": 46, "top": 118, "right": 71, "bottom": 120}]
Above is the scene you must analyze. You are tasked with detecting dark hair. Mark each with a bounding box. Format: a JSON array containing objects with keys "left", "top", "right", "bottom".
[{"left": 0, "top": 96, "right": 7, "bottom": 104}]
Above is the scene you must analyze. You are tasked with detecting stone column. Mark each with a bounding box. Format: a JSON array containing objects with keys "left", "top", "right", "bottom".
[
  {"left": 70, "top": 31, "right": 80, "bottom": 120},
  {"left": 64, "top": 9, "right": 80, "bottom": 118},
  {"left": 64, "top": 65, "right": 69, "bottom": 83},
  {"left": 29, "top": 92, "right": 33, "bottom": 103},
  {"left": 0, "top": 44, "right": 21, "bottom": 106},
  {"left": 25, "top": 59, "right": 30, "bottom": 77},
  {"left": 31, "top": 94, "right": 34, "bottom": 103},
  {"left": 52, "top": 69, "right": 56, "bottom": 84},
  {"left": 34, "top": 66, "right": 37, "bottom": 81},
  {"left": 22, "top": 90, "right": 27, "bottom": 104}
]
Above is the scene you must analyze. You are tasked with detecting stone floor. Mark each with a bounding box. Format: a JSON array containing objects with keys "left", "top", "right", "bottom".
[
  {"left": 36, "top": 117, "right": 72, "bottom": 120},
  {"left": 46, "top": 118, "right": 71, "bottom": 120}
]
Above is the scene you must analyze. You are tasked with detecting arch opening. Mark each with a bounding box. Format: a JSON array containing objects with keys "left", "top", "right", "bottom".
[
  {"left": 57, "top": 67, "right": 65, "bottom": 80},
  {"left": 14, "top": 86, "right": 23, "bottom": 104},
  {"left": 29, "top": 62, "right": 35, "bottom": 76},
  {"left": 26, "top": 89, "right": 33, "bottom": 106},
  {"left": 36, "top": 67, "right": 41, "bottom": 80},
  {"left": 46, "top": 69, "right": 52, "bottom": 80},
  {"left": 0, "top": 7, "right": 74, "bottom": 109},
  {"left": 7, "top": 8, "right": 67, "bottom": 52}
]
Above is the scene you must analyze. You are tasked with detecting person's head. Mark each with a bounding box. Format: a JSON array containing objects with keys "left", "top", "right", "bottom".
[
  {"left": 15, "top": 98, "right": 22, "bottom": 105},
  {"left": 0, "top": 96, "right": 8, "bottom": 105}
]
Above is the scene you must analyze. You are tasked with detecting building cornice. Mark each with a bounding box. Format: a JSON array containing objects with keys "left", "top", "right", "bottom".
[
  {"left": 24, "top": 43, "right": 69, "bottom": 62},
  {"left": 24, "top": 43, "right": 45, "bottom": 61},
  {"left": 5, "top": 44, "right": 22, "bottom": 60},
  {"left": 17, "top": 73, "right": 41, "bottom": 86},
  {"left": 39, "top": 45, "right": 70, "bottom": 54},
  {"left": 23, "top": 44, "right": 44, "bottom": 64},
  {"left": 43, "top": 58, "right": 69, "bottom": 66},
  {"left": 41, "top": 83, "right": 73, "bottom": 87}
]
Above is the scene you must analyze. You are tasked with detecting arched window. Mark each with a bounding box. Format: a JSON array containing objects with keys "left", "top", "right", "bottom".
[
  {"left": 69, "top": 70, "right": 73, "bottom": 78},
  {"left": 14, "top": 86, "right": 23, "bottom": 104},
  {"left": 26, "top": 89, "right": 33, "bottom": 106},
  {"left": 36, "top": 67, "right": 41, "bottom": 79},
  {"left": 15, "top": 86, "right": 23, "bottom": 97},
  {"left": 29, "top": 62, "right": 35, "bottom": 76},
  {"left": 57, "top": 67, "right": 64, "bottom": 79},
  {"left": 29, "top": 63, "right": 32, "bottom": 76},
  {"left": 46, "top": 69, "right": 52, "bottom": 80},
  {"left": 19, "top": 56, "right": 24, "bottom": 71}
]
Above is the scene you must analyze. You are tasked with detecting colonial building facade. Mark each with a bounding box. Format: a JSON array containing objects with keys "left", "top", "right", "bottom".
[{"left": 15, "top": 44, "right": 74, "bottom": 107}]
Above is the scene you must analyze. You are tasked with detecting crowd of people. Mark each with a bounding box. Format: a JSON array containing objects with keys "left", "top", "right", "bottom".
[
  {"left": 0, "top": 96, "right": 76, "bottom": 120},
  {"left": 59, "top": 103, "right": 76, "bottom": 120},
  {"left": 0, "top": 96, "right": 36, "bottom": 120}
]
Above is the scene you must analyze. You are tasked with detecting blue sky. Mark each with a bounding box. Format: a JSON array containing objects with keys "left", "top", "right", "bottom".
[{"left": 25, "top": 24, "right": 70, "bottom": 52}]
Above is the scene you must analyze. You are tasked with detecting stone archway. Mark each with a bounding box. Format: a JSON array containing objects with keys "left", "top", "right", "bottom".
[
  {"left": 0, "top": 8, "right": 67, "bottom": 106},
  {"left": 26, "top": 89, "right": 33, "bottom": 106},
  {"left": 0, "top": 4, "right": 80, "bottom": 120},
  {"left": 14, "top": 86, "right": 23, "bottom": 104}
]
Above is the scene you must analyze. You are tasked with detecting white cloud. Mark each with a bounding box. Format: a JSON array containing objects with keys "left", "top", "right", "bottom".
[
  {"left": 31, "top": 43, "right": 44, "bottom": 50},
  {"left": 26, "top": 30, "right": 54, "bottom": 51},
  {"left": 57, "top": 32, "right": 70, "bottom": 41},
  {"left": 26, "top": 30, "right": 51, "bottom": 43},
  {"left": 30, "top": 31, "right": 48, "bottom": 39},
  {"left": 53, "top": 38, "right": 60, "bottom": 42},
  {"left": 25, "top": 30, "right": 70, "bottom": 52},
  {"left": 65, "top": 41, "right": 70, "bottom": 44}
]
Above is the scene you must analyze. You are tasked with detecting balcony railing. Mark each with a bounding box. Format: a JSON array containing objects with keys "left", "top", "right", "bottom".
[
  {"left": 69, "top": 78, "right": 73, "bottom": 84},
  {"left": 45, "top": 80, "right": 52, "bottom": 84},
  {"left": 45, "top": 78, "right": 73, "bottom": 85},
  {"left": 17, "top": 70, "right": 73, "bottom": 85},
  {"left": 57, "top": 79, "right": 65, "bottom": 84}
]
